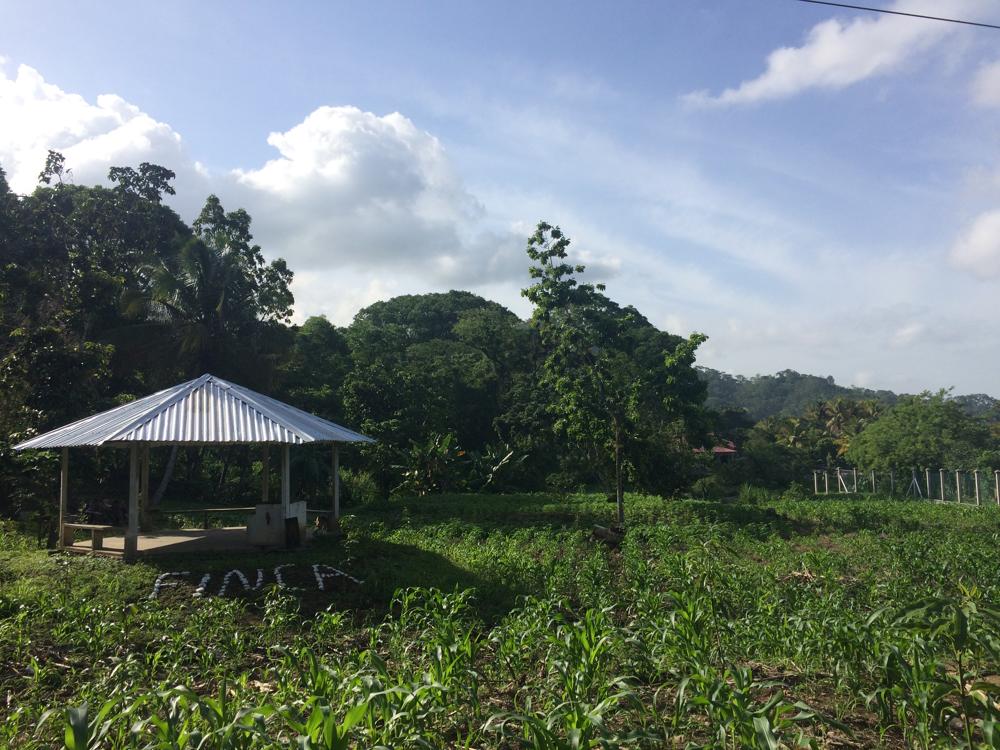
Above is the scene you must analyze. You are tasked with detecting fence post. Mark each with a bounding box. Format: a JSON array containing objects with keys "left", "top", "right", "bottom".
[
  {"left": 870, "top": 469, "right": 876, "bottom": 494},
  {"left": 813, "top": 471, "right": 819, "bottom": 495},
  {"left": 852, "top": 468, "right": 858, "bottom": 493},
  {"left": 974, "top": 470, "right": 981, "bottom": 506},
  {"left": 939, "top": 469, "right": 946, "bottom": 502},
  {"left": 925, "top": 468, "right": 931, "bottom": 500},
  {"left": 823, "top": 471, "right": 829, "bottom": 494},
  {"left": 955, "top": 470, "right": 962, "bottom": 504}
]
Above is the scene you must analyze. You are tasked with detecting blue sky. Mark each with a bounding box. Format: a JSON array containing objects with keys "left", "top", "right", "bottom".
[{"left": 3, "top": 0, "right": 1000, "bottom": 394}]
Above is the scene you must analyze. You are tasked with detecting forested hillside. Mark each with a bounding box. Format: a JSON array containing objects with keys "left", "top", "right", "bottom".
[{"left": 700, "top": 367, "right": 998, "bottom": 421}]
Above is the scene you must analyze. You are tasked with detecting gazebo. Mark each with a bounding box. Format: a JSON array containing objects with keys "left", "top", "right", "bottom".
[{"left": 13, "top": 374, "right": 375, "bottom": 560}]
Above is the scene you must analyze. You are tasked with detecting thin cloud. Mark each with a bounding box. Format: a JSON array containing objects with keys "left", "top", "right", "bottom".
[
  {"left": 951, "top": 209, "right": 1000, "bottom": 277},
  {"left": 971, "top": 59, "right": 1000, "bottom": 107},
  {"left": 685, "top": 1, "right": 981, "bottom": 107}
]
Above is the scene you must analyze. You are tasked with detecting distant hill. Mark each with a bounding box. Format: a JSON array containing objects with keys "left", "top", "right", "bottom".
[{"left": 699, "top": 368, "right": 999, "bottom": 422}]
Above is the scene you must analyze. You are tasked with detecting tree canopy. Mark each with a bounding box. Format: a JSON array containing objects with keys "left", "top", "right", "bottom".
[{"left": 846, "top": 393, "right": 994, "bottom": 471}]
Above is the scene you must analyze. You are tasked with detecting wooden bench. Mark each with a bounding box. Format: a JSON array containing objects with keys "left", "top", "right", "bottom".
[
  {"left": 62, "top": 522, "right": 116, "bottom": 550},
  {"left": 152, "top": 507, "right": 255, "bottom": 530}
]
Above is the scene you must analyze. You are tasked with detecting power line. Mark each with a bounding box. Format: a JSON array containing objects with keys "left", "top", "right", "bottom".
[{"left": 794, "top": 0, "right": 1000, "bottom": 30}]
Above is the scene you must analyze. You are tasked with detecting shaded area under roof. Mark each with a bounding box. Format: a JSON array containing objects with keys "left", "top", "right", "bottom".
[{"left": 13, "top": 374, "right": 376, "bottom": 449}]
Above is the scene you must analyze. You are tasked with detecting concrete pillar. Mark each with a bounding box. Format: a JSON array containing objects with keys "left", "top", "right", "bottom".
[
  {"left": 140, "top": 445, "right": 150, "bottom": 530},
  {"left": 58, "top": 447, "right": 68, "bottom": 548},
  {"left": 125, "top": 445, "right": 139, "bottom": 561},
  {"left": 332, "top": 445, "right": 340, "bottom": 520},
  {"left": 281, "top": 444, "right": 290, "bottom": 518}
]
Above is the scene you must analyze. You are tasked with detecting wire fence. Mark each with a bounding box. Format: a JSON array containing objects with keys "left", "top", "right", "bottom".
[{"left": 812, "top": 467, "right": 1000, "bottom": 505}]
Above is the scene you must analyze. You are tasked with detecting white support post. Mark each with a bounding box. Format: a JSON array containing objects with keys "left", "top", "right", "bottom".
[
  {"left": 125, "top": 445, "right": 139, "bottom": 561},
  {"left": 281, "top": 445, "right": 290, "bottom": 518},
  {"left": 140, "top": 445, "right": 150, "bottom": 531},
  {"left": 974, "top": 470, "right": 981, "bottom": 506},
  {"left": 925, "top": 468, "right": 931, "bottom": 501},
  {"left": 852, "top": 468, "right": 858, "bottom": 494},
  {"left": 870, "top": 470, "right": 876, "bottom": 494},
  {"left": 332, "top": 445, "right": 340, "bottom": 520},
  {"left": 261, "top": 445, "right": 270, "bottom": 504},
  {"left": 813, "top": 471, "right": 819, "bottom": 495},
  {"left": 823, "top": 471, "right": 829, "bottom": 495},
  {"left": 955, "top": 470, "right": 962, "bottom": 504},
  {"left": 939, "top": 469, "right": 946, "bottom": 502},
  {"left": 58, "top": 447, "right": 68, "bottom": 549}
]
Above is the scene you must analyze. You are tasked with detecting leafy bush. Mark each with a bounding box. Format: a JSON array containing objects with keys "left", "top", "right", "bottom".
[
  {"left": 339, "top": 468, "right": 380, "bottom": 506},
  {"left": 780, "top": 481, "right": 810, "bottom": 502},
  {"left": 737, "top": 483, "right": 772, "bottom": 504}
]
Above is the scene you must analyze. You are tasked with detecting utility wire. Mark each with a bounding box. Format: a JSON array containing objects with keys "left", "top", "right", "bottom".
[{"left": 794, "top": 0, "right": 1000, "bottom": 30}]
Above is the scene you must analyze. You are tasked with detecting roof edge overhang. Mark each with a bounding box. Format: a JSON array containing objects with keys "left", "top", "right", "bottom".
[{"left": 12, "top": 374, "right": 376, "bottom": 450}]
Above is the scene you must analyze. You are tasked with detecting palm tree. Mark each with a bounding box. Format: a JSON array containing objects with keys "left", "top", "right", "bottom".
[
  {"left": 127, "top": 237, "right": 249, "bottom": 376},
  {"left": 121, "top": 236, "right": 273, "bottom": 508}
]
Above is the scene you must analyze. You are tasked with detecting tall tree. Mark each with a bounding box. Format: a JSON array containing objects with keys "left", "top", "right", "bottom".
[
  {"left": 523, "top": 222, "right": 707, "bottom": 522},
  {"left": 846, "top": 392, "right": 994, "bottom": 471}
]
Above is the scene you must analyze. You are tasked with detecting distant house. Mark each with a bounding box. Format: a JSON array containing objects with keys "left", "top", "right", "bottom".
[{"left": 694, "top": 439, "right": 738, "bottom": 463}]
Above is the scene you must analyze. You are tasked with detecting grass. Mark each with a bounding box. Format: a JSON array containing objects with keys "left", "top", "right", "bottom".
[{"left": 2, "top": 492, "right": 1000, "bottom": 748}]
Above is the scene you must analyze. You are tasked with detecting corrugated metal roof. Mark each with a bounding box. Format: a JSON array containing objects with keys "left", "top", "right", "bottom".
[{"left": 13, "top": 374, "right": 376, "bottom": 449}]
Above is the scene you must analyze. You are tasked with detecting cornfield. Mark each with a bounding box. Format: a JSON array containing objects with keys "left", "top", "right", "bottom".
[{"left": 2, "top": 493, "right": 1000, "bottom": 748}]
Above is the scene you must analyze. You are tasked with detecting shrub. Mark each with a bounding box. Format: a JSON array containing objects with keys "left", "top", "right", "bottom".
[
  {"left": 341, "top": 468, "right": 381, "bottom": 506},
  {"left": 781, "top": 481, "right": 810, "bottom": 502},
  {"left": 737, "top": 483, "right": 771, "bottom": 504}
]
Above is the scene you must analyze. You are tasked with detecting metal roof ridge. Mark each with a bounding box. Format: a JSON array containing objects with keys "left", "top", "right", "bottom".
[
  {"left": 196, "top": 375, "right": 316, "bottom": 442},
  {"left": 106, "top": 374, "right": 213, "bottom": 443},
  {"left": 206, "top": 374, "right": 372, "bottom": 442}
]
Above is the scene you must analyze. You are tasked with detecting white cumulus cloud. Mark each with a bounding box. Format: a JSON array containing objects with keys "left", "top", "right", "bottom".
[
  {"left": 685, "top": 1, "right": 983, "bottom": 107},
  {"left": 0, "top": 63, "right": 532, "bottom": 321},
  {"left": 0, "top": 63, "right": 192, "bottom": 194},
  {"left": 230, "top": 106, "right": 510, "bottom": 276},
  {"left": 950, "top": 209, "right": 1000, "bottom": 277}
]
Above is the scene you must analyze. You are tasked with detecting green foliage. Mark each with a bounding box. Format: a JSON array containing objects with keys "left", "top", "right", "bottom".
[
  {"left": 737, "top": 483, "right": 771, "bottom": 504},
  {"left": 393, "top": 432, "right": 468, "bottom": 496},
  {"left": 338, "top": 468, "right": 380, "bottom": 507},
  {"left": 847, "top": 391, "right": 993, "bottom": 471}
]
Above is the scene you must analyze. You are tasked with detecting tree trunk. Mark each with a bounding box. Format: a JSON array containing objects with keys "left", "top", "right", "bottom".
[
  {"left": 614, "top": 418, "right": 624, "bottom": 526},
  {"left": 216, "top": 447, "right": 232, "bottom": 494},
  {"left": 151, "top": 445, "right": 178, "bottom": 507}
]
